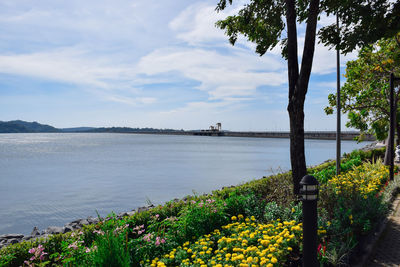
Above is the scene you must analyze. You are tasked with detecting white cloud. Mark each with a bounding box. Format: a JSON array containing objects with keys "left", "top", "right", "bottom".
[
  {"left": 137, "top": 47, "right": 286, "bottom": 101},
  {"left": 0, "top": 48, "right": 130, "bottom": 89},
  {"left": 105, "top": 95, "right": 157, "bottom": 106},
  {"left": 169, "top": 3, "right": 229, "bottom": 46}
]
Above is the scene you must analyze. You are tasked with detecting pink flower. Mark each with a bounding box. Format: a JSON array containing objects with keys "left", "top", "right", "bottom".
[
  {"left": 161, "top": 238, "right": 166, "bottom": 244},
  {"left": 39, "top": 252, "right": 47, "bottom": 261},
  {"left": 93, "top": 229, "right": 104, "bottom": 235},
  {"left": 28, "top": 248, "right": 35, "bottom": 254},
  {"left": 85, "top": 247, "right": 91, "bottom": 253},
  {"left": 155, "top": 214, "right": 159, "bottom": 219},
  {"left": 68, "top": 242, "right": 78, "bottom": 250},
  {"left": 30, "top": 256, "right": 35, "bottom": 261},
  {"left": 143, "top": 233, "right": 152, "bottom": 242}
]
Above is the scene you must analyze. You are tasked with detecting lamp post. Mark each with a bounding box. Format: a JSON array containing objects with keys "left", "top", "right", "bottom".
[{"left": 300, "top": 175, "right": 319, "bottom": 267}]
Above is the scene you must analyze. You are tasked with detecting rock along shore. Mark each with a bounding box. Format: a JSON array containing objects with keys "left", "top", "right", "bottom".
[{"left": 0, "top": 205, "right": 154, "bottom": 249}]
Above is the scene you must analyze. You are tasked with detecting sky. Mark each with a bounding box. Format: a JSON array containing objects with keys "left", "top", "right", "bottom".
[{"left": 0, "top": 0, "right": 358, "bottom": 131}]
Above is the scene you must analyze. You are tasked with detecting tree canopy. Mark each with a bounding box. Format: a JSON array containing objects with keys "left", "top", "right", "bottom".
[
  {"left": 325, "top": 34, "right": 400, "bottom": 142},
  {"left": 216, "top": 0, "right": 400, "bottom": 57},
  {"left": 215, "top": 0, "right": 400, "bottom": 194}
]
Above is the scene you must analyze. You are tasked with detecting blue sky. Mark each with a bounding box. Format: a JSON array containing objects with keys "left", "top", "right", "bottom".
[{"left": 0, "top": 0, "right": 357, "bottom": 131}]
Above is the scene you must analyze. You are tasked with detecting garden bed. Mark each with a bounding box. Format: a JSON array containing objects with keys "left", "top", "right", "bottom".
[{"left": 1, "top": 147, "right": 396, "bottom": 267}]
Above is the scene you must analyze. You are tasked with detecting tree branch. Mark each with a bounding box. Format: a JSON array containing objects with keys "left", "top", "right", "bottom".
[
  {"left": 297, "top": 0, "right": 320, "bottom": 99},
  {"left": 285, "top": 0, "right": 299, "bottom": 102}
]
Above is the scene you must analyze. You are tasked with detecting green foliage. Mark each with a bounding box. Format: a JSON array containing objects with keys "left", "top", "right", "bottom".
[
  {"left": 317, "top": 159, "right": 393, "bottom": 266},
  {"left": 177, "top": 198, "right": 228, "bottom": 241},
  {"left": 264, "top": 201, "right": 302, "bottom": 223},
  {"left": 326, "top": 34, "right": 400, "bottom": 140},
  {"left": 310, "top": 156, "right": 362, "bottom": 183},
  {"left": 92, "top": 231, "right": 130, "bottom": 267},
  {"left": 216, "top": 1, "right": 400, "bottom": 58},
  {"left": 224, "top": 190, "right": 265, "bottom": 221},
  {"left": 319, "top": 0, "right": 399, "bottom": 54}
]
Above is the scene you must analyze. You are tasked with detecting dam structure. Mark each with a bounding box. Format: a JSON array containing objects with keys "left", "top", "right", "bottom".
[
  {"left": 188, "top": 130, "right": 375, "bottom": 140},
  {"left": 136, "top": 130, "right": 375, "bottom": 141}
]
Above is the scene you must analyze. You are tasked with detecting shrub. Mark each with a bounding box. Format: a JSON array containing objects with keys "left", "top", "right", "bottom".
[
  {"left": 264, "top": 202, "right": 302, "bottom": 223},
  {"left": 224, "top": 190, "right": 265, "bottom": 221}
]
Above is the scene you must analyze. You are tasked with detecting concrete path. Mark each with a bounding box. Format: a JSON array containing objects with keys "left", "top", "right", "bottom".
[{"left": 366, "top": 196, "right": 400, "bottom": 266}]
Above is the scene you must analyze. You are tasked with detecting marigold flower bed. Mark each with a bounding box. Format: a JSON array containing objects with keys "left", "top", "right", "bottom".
[
  {"left": 324, "top": 161, "right": 389, "bottom": 197},
  {"left": 148, "top": 216, "right": 302, "bottom": 267}
]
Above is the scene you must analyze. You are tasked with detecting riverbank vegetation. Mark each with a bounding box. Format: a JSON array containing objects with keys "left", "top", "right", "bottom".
[{"left": 1, "top": 147, "right": 399, "bottom": 266}]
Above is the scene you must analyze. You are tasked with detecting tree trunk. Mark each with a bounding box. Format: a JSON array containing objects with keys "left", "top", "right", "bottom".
[
  {"left": 285, "top": 0, "right": 300, "bottom": 194},
  {"left": 286, "top": 0, "right": 320, "bottom": 195},
  {"left": 288, "top": 99, "right": 307, "bottom": 194}
]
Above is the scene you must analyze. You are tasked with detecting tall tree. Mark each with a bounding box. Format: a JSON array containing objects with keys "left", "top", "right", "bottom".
[
  {"left": 325, "top": 34, "right": 400, "bottom": 163},
  {"left": 215, "top": 0, "right": 400, "bottom": 194}
]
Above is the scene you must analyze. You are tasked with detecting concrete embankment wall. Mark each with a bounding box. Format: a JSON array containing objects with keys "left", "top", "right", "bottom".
[
  {"left": 221, "top": 131, "right": 375, "bottom": 141},
  {"left": 132, "top": 131, "right": 375, "bottom": 141}
]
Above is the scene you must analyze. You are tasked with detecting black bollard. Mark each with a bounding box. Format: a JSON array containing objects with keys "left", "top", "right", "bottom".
[{"left": 300, "top": 175, "right": 319, "bottom": 267}]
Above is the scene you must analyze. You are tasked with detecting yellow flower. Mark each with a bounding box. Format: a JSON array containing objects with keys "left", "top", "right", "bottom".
[{"left": 232, "top": 216, "right": 238, "bottom": 221}]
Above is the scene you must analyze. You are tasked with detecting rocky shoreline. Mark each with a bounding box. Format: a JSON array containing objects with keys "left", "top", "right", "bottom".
[
  {"left": 0, "top": 140, "right": 385, "bottom": 249},
  {"left": 0, "top": 206, "right": 152, "bottom": 249}
]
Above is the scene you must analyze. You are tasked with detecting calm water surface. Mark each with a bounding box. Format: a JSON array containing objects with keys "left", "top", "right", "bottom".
[{"left": 0, "top": 133, "right": 370, "bottom": 234}]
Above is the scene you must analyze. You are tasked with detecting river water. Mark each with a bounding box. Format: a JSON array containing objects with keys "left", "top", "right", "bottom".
[{"left": 0, "top": 133, "right": 370, "bottom": 234}]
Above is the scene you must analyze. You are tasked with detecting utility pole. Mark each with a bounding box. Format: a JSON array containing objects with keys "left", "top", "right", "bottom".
[
  {"left": 336, "top": 13, "right": 341, "bottom": 175},
  {"left": 389, "top": 73, "right": 400, "bottom": 180}
]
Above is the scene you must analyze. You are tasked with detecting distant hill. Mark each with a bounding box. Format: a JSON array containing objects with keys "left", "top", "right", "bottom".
[
  {"left": 61, "top": 127, "right": 95, "bottom": 132},
  {"left": 86, "top": 127, "right": 183, "bottom": 133},
  {"left": 0, "top": 120, "right": 60, "bottom": 133},
  {"left": 0, "top": 120, "right": 184, "bottom": 133}
]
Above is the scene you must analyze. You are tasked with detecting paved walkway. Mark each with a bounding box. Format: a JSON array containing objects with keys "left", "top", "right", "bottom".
[{"left": 366, "top": 196, "right": 400, "bottom": 266}]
